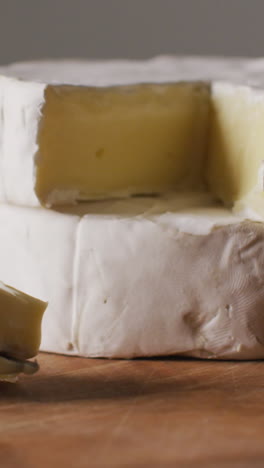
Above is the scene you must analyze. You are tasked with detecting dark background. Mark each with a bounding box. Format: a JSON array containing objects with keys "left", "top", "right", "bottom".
[{"left": 0, "top": 0, "right": 263, "bottom": 64}]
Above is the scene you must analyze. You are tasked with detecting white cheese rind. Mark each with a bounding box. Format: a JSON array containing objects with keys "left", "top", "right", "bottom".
[
  {"left": 0, "top": 204, "right": 79, "bottom": 354},
  {"left": 75, "top": 209, "right": 264, "bottom": 359},
  {"left": 0, "top": 76, "right": 45, "bottom": 206},
  {"left": 0, "top": 194, "right": 262, "bottom": 359},
  {"left": 0, "top": 56, "right": 261, "bottom": 87}
]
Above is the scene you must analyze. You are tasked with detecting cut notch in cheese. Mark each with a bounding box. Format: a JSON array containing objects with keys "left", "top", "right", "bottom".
[
  {"left": 37, "top": 83, "right": 209, "bottom": 204},
  {"left": 2, "top": 58, "right": 264, "bottom": 219},
  {"left": 0, "top": 73, "right": 210, "bottom": 207}
]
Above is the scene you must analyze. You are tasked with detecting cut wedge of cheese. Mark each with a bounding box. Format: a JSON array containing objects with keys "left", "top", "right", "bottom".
[
  {"left": 0, "top": 281, "right": 47, "bottom": 380},
  {"left": 2, "top": 57, "right": 264, "bottom": 213},
  {"left": 0, "top": 194, "right": 262, "bottom": 360}
]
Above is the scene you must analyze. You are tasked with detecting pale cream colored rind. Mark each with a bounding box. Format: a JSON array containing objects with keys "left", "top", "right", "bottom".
[
  {"left": 0, "top": 76, "right": 45, "bottom": 206},
  {"left": 0, "top": 195, "right": 262, "bottom": 360}
]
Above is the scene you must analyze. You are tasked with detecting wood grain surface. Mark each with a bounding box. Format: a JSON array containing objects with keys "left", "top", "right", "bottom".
[{"left": 0, "top": 353, "right": 264, "bottom": 468}]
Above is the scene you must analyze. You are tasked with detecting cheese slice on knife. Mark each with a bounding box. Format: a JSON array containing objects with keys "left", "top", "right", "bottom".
[
  {"left": 0, "top": 281, "right": 47, "bottom": 380},
  {"left": 0, "top": 193, "right": 262, "bottom": 360}
]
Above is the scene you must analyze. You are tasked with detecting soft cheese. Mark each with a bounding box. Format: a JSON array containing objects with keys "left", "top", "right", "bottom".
[
  {"left": 2, "top": 57, "right": 264, "bottom": 362},
  {"left": 2, "top": 57, "right": 264, "bottom": 210},
  {"left": 0, "top": 281, "right": 46, "bottom": 360},
  {"left": 0, "top": 205, "right": 79, "bottom": 354},
  {"left": 0, "top": 281, "right": 46, "bottom": 380},
  {"left": 0, "top": 194, "right": 263, "bottom": 360}
]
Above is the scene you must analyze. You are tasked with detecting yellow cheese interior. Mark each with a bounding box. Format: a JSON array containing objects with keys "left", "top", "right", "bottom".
[
  {"left": 0, "top": 283, "right": 46, "bottom": 360},
  {"left": 207, "top": 84, "right": 264, "bottom": 207},
  {"left": 35, "top": 80, "right": 264, "bottom": 212},
  {"left": 37, "top": 83, "right": 210, "bottom": 202}
]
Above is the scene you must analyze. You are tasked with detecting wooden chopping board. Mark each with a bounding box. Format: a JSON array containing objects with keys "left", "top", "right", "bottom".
[{"left": 0, "top": 353, "right": 264, "bottom": 468}]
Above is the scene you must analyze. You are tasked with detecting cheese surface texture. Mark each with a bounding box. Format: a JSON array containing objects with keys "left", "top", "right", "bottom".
[
  {"left": 0, "top": 281, "right": 47, "bottom": 380},
  {"left": 0, "top": 194, "right": 263, "bottom": 360},
  {"left": 2, "top": 57, "right": 264, "bottom": 211},
  {"left": 2, "top": 57, "right": 264, "bottom": 361}
]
